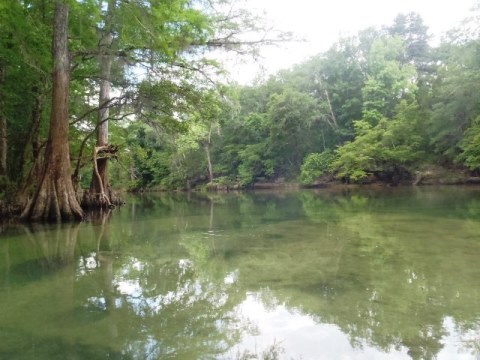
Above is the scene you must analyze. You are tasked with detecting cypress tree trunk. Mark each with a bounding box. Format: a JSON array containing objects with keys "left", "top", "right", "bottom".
[
  {"left": 82, "top": 0, "right": 119, "bottom": 209},
  {"left": 21, "top": 1, "right": 83, "bottom": 222}
]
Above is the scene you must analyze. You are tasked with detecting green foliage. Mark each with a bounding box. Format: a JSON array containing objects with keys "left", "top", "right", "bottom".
[
  {"left": 457, "top": 116, "right": 480, "bottom": 170},
  {"left": 363, "top": 36, "right": 418, "bottom": 120},
  {"left": 428, "top": 40, "right": 480, "bottom": 159},
  {"left": 0, "top": 0, "right": 53, "bottom": 181},
  {"left": 266, "top": 89, "right": 319, "bottom": 177},
  {"left": 387, "top": 12, "right": 430, "bottom": 65},
  {"left": 213, "top": 110, "right": 271, "bottom": 185},
  {"left": 124, "top": 124, "right": 173, "bottom": 189},
  {"left": 237, "top": 143, "right": 273, "bottom": 186},
  {"left": 332, "top": 101, "right": 427, "bottom": 182},
  {"left": 300, "top": 150, "right": 335, "bottom": 185}
]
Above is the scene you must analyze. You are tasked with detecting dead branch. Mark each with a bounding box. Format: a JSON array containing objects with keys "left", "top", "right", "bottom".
[{"left": 72, "top": 112, "right": 135, "bottom": 184}]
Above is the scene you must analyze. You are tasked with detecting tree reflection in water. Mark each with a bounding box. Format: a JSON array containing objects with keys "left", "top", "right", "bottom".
[
  {"left": 79, "top": 207, "right": 253, "bottom": 359},
  {"left": 0, "top": 188, "right": 480, "bottom": 359}
]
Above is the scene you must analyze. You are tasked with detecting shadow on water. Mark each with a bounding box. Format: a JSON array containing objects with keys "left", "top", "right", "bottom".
[{"left": 0, "top": 187, "right": 480, "bottom": 359}]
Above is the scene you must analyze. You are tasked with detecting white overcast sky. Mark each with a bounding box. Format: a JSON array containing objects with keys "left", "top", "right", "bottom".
[{"left": 226, "top": 0, "right": 477, "bottom": 83}]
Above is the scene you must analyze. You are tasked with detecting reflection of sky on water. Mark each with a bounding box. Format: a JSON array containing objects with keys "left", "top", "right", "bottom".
[
  {"left": 226, "top": 293, "right": 477, "bottom": 360},
  {"left": 3, "top": 189, "right": 480, "bottom": 359},
  {"left": 80, "top": 251, "right": 479, "bottom": 359},
  {"left": 441, "top": 318, "right": 480, "bottom": 360}
]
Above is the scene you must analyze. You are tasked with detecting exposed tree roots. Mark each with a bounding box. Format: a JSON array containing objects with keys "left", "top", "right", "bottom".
[
  {"left": 21, "top": 170, "right": 84, "bottom": 222},
  {"left": 81, "top": 145, "right": 123, "bottom": 209}
]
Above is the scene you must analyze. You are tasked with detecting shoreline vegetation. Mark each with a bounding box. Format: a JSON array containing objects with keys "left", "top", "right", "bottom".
[{"left": 3, "top": 164, "right": 480, "bottom": 220}]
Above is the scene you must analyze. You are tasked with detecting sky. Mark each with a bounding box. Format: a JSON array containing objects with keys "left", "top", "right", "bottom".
[{"left": 226, "top": 0, "right": 477, "bottom": 83}]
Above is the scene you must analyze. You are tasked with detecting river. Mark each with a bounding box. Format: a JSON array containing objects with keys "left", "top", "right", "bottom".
[{"left": 0, "top": 187, "right": 479, "bottom": 359}]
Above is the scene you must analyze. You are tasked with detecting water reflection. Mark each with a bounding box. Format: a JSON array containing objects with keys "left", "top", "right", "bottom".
[{"left": 0, "top": 188, "right": 480, "bottom": 359}]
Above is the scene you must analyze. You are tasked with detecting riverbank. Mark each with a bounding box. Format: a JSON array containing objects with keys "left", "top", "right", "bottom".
[
  {"left": 199, "top": 165, "right": 480, "bottom": 191},
  {"left": 3, "top": 165, "right": 480, "bottom": 220}
]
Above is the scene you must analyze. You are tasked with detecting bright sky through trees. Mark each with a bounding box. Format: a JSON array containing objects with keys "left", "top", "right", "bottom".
[{"left": 228, "top": 0, "right": 476, "bottom": 83}]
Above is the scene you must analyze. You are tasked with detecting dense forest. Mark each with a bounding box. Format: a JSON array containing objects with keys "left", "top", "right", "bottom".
[{"left": 1, "top": 0, "right": 480, "bottom": 220}]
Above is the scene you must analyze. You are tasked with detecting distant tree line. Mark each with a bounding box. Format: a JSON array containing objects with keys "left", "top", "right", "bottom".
[{"left": 127, "top": 10, "right": 480, "bottom": 189}]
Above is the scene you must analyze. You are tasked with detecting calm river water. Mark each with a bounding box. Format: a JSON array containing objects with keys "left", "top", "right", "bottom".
[{"left": 1, "top": 187, "right": 480, "bottom": 359}]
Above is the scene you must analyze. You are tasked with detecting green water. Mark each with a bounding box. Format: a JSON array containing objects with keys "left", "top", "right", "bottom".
[{"left": 1, "top": 187, "right": 480, "bottom": 359}]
